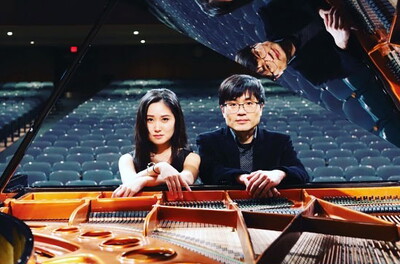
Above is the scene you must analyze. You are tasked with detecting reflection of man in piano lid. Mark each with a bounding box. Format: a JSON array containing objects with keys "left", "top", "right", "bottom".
[
  {"left": 194, "top": 0, "right": 252, "bottom": 17},
  {"left": 235, "top": 7, "right": 352, "bottom": 81},
  {"left": 112, "top": 89, "right": 200, "bottom": 199}
]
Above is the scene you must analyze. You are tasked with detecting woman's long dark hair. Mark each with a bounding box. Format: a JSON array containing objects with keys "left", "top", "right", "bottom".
[{"left": 134, "top": 89, "right": 188, "bottom": 171}]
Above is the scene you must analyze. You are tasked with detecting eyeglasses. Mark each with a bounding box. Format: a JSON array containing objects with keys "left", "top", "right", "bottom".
[
  {"left": 223, "top": 102, "right": 261, "bottom": 113},
  {"left": 251, "top": 44, "right": 279, "bottom": 80}
]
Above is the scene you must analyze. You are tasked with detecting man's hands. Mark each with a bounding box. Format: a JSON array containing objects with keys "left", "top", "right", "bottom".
[
  {"left": 238, "top": 170, "right": 285, "bottom": 198},
  {"left": 319, "top": 8, "right": 350, "bottom": 50}
]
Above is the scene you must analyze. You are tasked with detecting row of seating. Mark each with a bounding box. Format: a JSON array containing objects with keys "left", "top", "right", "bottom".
[
  {"left": 1, "top": 79, "right": 399, "bottom": 187},
  {"left": 308, "top": 165, "right": 400, "bottom": 182},
  {"left": 0, "top": 82, "right": 53, "bottom": 146}
]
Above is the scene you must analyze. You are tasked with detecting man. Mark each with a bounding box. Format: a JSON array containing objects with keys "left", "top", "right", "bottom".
[
  {"left": 196, "top": 74, "right": 308, "bottom": 198},
  {"left": 235, "top": 7, "right": 360, "bottom": 84}
]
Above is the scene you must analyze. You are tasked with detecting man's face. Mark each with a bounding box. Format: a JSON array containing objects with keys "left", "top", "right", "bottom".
[
  {"left": 221, "top": 92, "right": 263, "bottom": 132},
  {"left": 251, "top": 41, "right": 288, "bottom": 80}
]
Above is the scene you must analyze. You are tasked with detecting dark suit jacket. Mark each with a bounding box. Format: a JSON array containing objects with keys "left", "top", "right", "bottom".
[{"left": 196, "top": 127, "right": 309, "bottom": 185}]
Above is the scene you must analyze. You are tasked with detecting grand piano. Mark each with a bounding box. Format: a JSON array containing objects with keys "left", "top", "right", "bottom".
[{"left": 0, "top": 0, "right": 400, "bottom": 263}]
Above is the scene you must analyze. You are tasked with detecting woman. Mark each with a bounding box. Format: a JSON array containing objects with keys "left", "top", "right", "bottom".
[{"left": 112, "top": 89, "right": 200, "bottom": 199}]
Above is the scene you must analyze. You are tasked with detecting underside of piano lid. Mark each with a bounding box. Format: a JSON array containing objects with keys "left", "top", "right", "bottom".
[{"left": 146, "top": 0, "right": 400, "bottom": 147}]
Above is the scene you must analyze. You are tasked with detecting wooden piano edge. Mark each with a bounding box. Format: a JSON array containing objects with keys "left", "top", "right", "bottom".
[{"left": 256, "top": 197, "right": 400, "bottom": 264}]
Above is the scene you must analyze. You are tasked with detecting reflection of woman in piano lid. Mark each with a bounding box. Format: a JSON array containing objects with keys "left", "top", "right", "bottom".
[
  {"left": 235, "top": 6, "right": 362, "bottom": 84},
  {"left": 112, "top": 89, "right": 200, "bottom": 199}
]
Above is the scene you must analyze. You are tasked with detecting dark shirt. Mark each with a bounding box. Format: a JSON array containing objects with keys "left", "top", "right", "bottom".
[
  {"left": 130, "top": 148, "right": 192, "bottom": 172},
  {"left": 259, "top": 0, "right": 364, "bottom": 85},
  {"left": 196, "top": 127, "right": 309, "bottom": 185}
]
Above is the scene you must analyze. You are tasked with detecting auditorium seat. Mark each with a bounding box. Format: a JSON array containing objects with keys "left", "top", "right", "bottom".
[
  {"left": 113, "top": 128, "right": 133, "bottom": 136},
  {"left": 58, "top": 135, "right": 81, "bottom": 142},
  {"left": 96, "top": 153, "right": 120, "bottom": 164},
  {"left": 369, "top": 140, "right": 397, "bottom": 152},
  {"left": 313, "top": 166, "right": 344, "bottom": 179},
  {"left": 380, "top": 148, "right": 400, "bottom": 161},
  {"left": 80, "top": 134, "right": 105, "bottom": 141},
  {"left": 26, "top": 147, "right": 43, "bottom": 158},
  {"left": 309, "top": 136, "right": 335, "bottom": 145},
  {"left": 42, "top": 146, "right": 69, "bottom": 158},
  {"left": 82, "top": 161, "right": 110, "bottom": 171},
  {"left": 110, "top": 161, "right": 119, "bottom": 174},
  {"left": 35, "top": 153, "right": 64, "bottom": 165},
  {"left": 91, "top": 128, "right": 114, "bottom": 136},
  {"left": 299, "top": 130, "right": 324, "bottom": 138},
  {"left": 359, "top": 134, "right": 381, "bottom": 145},
  {"left": 312, "top": 176, "right": 346, "bottom": 182},
  {"left": 30, "top": 140, "right": 52, "bottom": 149},
  {"left": 297, "top": 149, "right": 325, "bottom": 159},
  {"left": 69, "top": 146, "right": 94, "bottom": 155},
  {"left": 349, "top": 176, "right": 383, "bottom": 182},
  {"left": 65, "top": 153, "right": 95, "bottom": 164},
  {"left": 334, "top": 136, "right": 358, "bottom": 146},
  {"left": 22, "top": 162, "right": 52, "bottom": 177},
  {"left": 82, "top": 170, "right": 114, "bottom": 183},
  {"left": 32, "top": 180, "right": 63, "bottom": 187},
  {"left": 79, "top": 140, "right": 105, "bottom": 148},
  {"left": 293, "top": 142, "right": 310, "bottom": 151},
  {"left": 120, "top": 145, "right": 133, "bottom": 154},
  {"left": 328, "top": 157, "right": 358, "bottom": 170},
  {"left": 53, "top": 161, "right": 81, "bottom": 173},
  {"left": 344, "top": 165, "right": 376, "bottom": 181},
  {"left": 340, "top": 142, "right": 368, "bottom": 152},
  {"left": 325, "top": 149, "right": 353, "bottom": 160},
  {"left": 353, "top": 149, "right": 381, "bottom": 162},
  {"left": 104, "top": 134, "right": 126, "bottom": 141},
  {"left": 324, "top": 130, "right": 349, "bottom": 138},
  {"left": 376, "top": 165, "right": 400, "bottom": 180},
  {"left": 53, "top": 140, "right": 78, "bottom": 148},
  {"left": 300, "top": 157, "right": 326, "bottom": 171},
  {"left": 35, "top": 134, "right": 58, "bottom": 143},
  {"left": 49, "top": 170, "right": 80, "bottom": 184},
  {"left": 6, "top": 154, "right": 34, "bottom": 165},
  {"left": 311, "top": 142, "right": 339, "bottom": 153},
  {"left": 19, "top": 171, "right": 47, "bottom": 186},
  {"left": 94, "top": 146, "right": 120, "bottom": 155},
  {"left": 393, "top": 157, "right": 400, "bottom": 165},
  {"left": 360, "top": 156, "right": 391, "bottom": 169},
  {"left": 66, "top": 180, "right": 97, "bottom": 186},
  {"left": 99, "top": 179, "right": 122, "bottom": 186}
]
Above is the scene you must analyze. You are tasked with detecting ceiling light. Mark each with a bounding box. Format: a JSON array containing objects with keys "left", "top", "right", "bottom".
[
  {"left": 30, "top": 41, "right": 35, "bottom": 45},
  {"left": 133, "top": 30, "right": 139, "bottom": 35},
  {"left": 7, "top": 32, "right": 13, "bottom": 36},
  {"left": 140, "top": 40, "right": 145, "bottom": 44}
]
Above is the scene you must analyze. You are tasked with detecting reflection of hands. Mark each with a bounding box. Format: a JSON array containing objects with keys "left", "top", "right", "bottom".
[
  {"left": 238, "top": 170, "right": 284, "bottom": 198},
  {"left": 319, "top": 8, "right": 350, "bottom": 50},
  {"left": 157, "top": 162, "right": 191, "bottom": 199},
  {"left": 112, "top": 177, "right": 147, "bottom": 198}
]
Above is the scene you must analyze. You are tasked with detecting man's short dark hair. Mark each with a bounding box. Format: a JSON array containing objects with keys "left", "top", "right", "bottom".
[
  {"left": 235, "top": 45, "right": 258, "bottom": 72},
  {"left": 218, "top": 74, "right": 265, "bottom": 105},
  {"left": 195, "top": 0, "right": 253, "bottom": 17}
]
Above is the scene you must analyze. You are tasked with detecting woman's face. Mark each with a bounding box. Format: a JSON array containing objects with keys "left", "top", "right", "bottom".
[{"left": 146, "top": 101, "right": 176, "bottom": 148}]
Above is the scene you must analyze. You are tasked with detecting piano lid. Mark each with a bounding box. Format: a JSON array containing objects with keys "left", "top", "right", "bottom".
[{"left": 146, "top": 0, "right": 400, "bottom": 147}]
